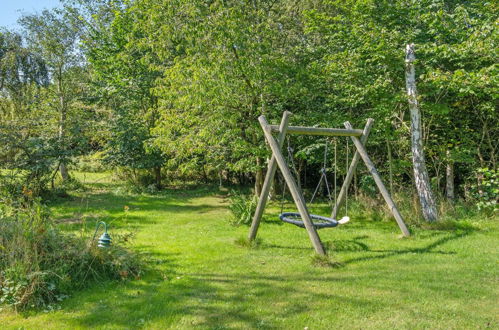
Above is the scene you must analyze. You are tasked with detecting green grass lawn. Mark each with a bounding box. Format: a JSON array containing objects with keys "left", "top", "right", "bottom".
[{"left": 1, "top": 172, "right": 498, "bottom": 329}]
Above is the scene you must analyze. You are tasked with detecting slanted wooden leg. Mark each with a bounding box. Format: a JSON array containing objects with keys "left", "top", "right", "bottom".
[
  {"left": 259, "top": 116, "right": 326, "bottom": 255},
  {"left": 332, "top": 119, "right": 374, "bottom": 219},
  {"left": 344, "top": 121, "right": 410, "bottom": 237},
  {"left": 248, "top": 111, "right": 291, "bottom": 241}
]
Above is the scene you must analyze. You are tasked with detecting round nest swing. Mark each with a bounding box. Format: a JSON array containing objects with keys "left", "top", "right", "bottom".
[{"left": 279, "top": 212, "right": 350, "bottom": 229}]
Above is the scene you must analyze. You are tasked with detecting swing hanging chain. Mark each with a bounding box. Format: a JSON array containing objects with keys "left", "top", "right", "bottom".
[
  {"left": 333, "top": 138, "right": 337, "bottom": 208},
  {"left": 322, "top": 139, "right": 333, "bottom": 205},
  {"left": 345, "top": 138, "right": 349, "bottom": 216}
]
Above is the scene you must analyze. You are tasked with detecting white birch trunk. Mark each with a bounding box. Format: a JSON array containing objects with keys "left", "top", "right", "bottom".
[{"left": 405, "top": 44, "right": 438, "bottom": 222}]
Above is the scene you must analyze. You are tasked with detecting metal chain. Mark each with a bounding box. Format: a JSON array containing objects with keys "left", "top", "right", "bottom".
[
  {"left": 334, "top": 138, "right": 337, "bottom": 209},
  {"left": 345, "top": 138, "right": 349, "bottom": 216}
]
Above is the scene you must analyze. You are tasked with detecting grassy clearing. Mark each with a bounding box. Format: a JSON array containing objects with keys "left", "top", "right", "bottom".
[{"left": 1, "top": 172, "right": 497, "bottom": 329}]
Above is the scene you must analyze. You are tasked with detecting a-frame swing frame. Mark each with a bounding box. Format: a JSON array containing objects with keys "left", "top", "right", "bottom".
[{"left": 248, "top": 111, "right": 410, "bottom": 256}]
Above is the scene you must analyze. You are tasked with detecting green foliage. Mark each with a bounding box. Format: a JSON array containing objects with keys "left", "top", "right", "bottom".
[
  {"left": 0, "top": 198, "right": 141, "bottom": 311},
  {"left": 79, "top": 1, "right": 166, "bottom": 185},
  {"left": 1, "top": 0, "right": 497, "bottom": 220},
  {"left": 113, "top": 168, "right": 160, "bottom": 194},
  {"left": 18, "top": 8, "right": 90, "bottom": 181},
  {"left": 74, "top": 152, "right": 108, "bottom": 173},
  {"left": 0, "top": 123, "right": 62, "bottom": 197},
  {"left": 104, "top": 116, "right": 164, "bottom": 171},
  {"left": 53, "top": 0, "right": 496, "bottom": 203},
  {"left": 1, "top": 16, "right": 96, "bottom": 191},
  {"left": 0, "top": 30, "right": 48, "bottom": 97},
  {"left": 359, "top": 176, "right": 377, "bottom": 198},
  {"left": 227, "top": 190, "right": 257, "bottom": 226},
  {"left": 471, "top": 168, "right": 498, "bottom": 214}
]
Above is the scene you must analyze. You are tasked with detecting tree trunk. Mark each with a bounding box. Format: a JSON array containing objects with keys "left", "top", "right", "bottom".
[
  {"left": 445, "top": 150, "right": 455, "bottom": 202},
  {"left": 201, "top": 164, "right": 208, "bottom": 184},
  {"left": 405, "top": 44, "right": 438, "bottom": 222},
  {"left": 218, "top": 170, "right": 223, "bottom": 188},
  {"left": 154, "top": 167, "right": 162, "bottom": 189},
  {"left": 60, "top": 163, "right": 69, "bottom": 181}
]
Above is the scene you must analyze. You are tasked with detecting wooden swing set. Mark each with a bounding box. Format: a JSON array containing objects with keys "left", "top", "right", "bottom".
[{"left": 248, "top": 111, "right": 410, "bottom": 256}]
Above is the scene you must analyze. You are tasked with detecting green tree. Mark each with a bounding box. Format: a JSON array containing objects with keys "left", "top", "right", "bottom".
[
  {"left": 79, "top": 0, "right": 166, "bottom": 187},
  {"left": 0, "top": 30, "right": 61, "bottom": 196},
  {"left": 131, "top": 0, "right": 326, "bottom": 192},
  {"left": 303, "top": 0, "right": 497, "bottom": 207},
  {"left": 0, "top": 30, "right": 48, "bottom": 118},
  {"left": 20, "top": 9, "right": 85, "bottom": 181}
]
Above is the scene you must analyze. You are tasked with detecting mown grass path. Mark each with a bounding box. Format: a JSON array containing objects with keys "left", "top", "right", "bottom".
[{"left": 1, "top": 173, "right": 498, "bottom": 329}]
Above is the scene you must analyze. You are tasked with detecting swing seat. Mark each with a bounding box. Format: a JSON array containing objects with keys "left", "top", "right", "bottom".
[{"left": 279, "top": 212, "right": 350, "bottom": 229}]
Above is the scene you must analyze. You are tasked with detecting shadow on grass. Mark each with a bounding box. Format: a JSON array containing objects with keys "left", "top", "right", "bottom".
[
  {"left": 43, "top": 182, "right": 481, "bottom": 328},
  {"left": 340, "top": 229, "right": 472, "bottom": 265},
  {"left": 63, "top": 266, "right": 372, "bottom": 329},
  {"left": 260, "top": 222, "right": 472, "bottom": 265},
  {"left": 54, "top": 229, "right": 473, "bottom": 327},
  {"left": 69, "top": 226, "right": 478, "bottom": 329}
]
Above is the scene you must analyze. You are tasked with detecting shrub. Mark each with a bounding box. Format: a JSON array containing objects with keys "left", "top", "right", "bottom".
[
  {"left": 0, "top": 198, "right": 142, "bottom": 311},
  {"left": 113, "top": 168, "right": 160, "bottom": 194},
  {"left": 471, "top": 168, "right": 498, "bottom": 215},
  {"left": 0, "top": 123, "right": 65, "bottom": 198},
  {"left": 227, "top": 190, "right": 257, "bottom": 226},
  {"left": 74, "top": 152, "right": 107, "bottom": 172}
]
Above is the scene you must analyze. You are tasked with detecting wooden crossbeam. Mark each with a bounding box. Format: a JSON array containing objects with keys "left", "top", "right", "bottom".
[{"left": 270, "top": 125, "right": 363, "bottom": 137}]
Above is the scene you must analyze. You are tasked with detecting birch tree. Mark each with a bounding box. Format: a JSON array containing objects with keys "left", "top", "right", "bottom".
[{"left": 405, "top": 44, "right": 438, "bottom": 222}]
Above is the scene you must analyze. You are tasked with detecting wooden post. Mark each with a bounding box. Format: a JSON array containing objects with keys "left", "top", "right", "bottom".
[
  {"left": 344, "top": 121, "right": 411, "bottom": 237},
  {"left": 332, "top": 119, "right": 374, "bottom": 219},
  {"left": 259, "top": 116, "right": 326, "bottom": 255},
  {"left": 248, "top": 111, "right": 291, "bottom": 241}
]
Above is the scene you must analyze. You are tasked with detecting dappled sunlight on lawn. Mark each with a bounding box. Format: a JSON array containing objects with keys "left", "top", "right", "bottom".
[{"left": 1, "top": 178, "right": 497, "bottom": 329}]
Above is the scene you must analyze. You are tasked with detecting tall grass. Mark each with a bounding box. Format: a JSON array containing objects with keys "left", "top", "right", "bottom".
[
  {"left": 227, "top": 190, "right": 257, "bottom": 226},
  {"left": 301, "top": 189, "right": 495, "bottom": 230},
  {"left": 0, "top": 198, "right": 142, "bottom": 311}
]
